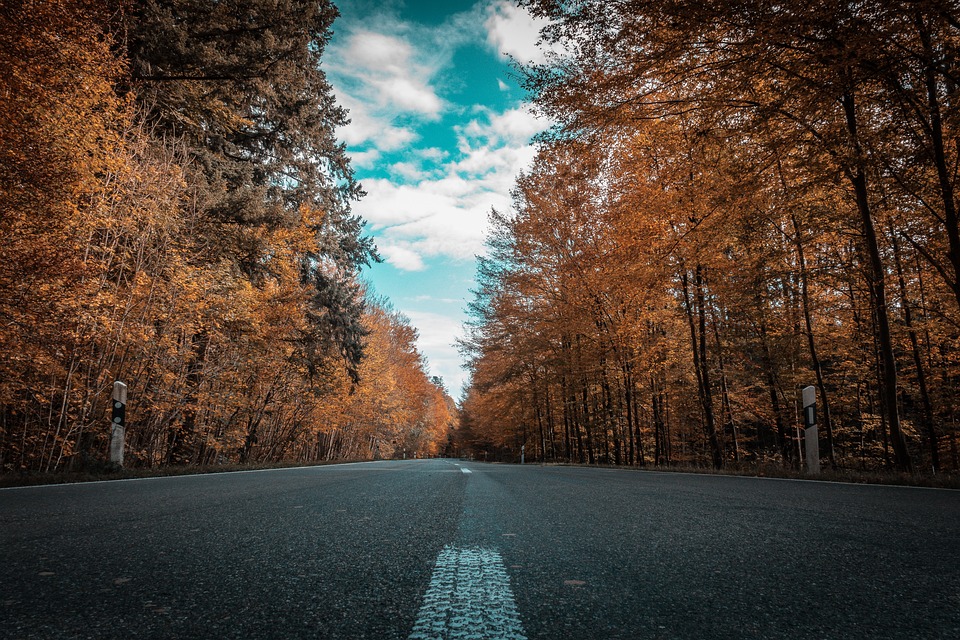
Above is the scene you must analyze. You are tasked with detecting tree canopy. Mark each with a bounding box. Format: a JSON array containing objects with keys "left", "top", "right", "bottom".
[
  {"left": 459, "top": 0, "right": 960, "bottom": 474},
  {"left": 0, "top": 0, "right": 452, "bottom": 473}
]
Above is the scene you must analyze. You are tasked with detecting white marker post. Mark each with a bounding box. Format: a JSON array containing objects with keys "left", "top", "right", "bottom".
[
  {"left": 521, "top": 444, "right": 525, "bottom": 465},
  {"left": 802, "top": 385, "right": 819, "bottom": 475},
  {"left": 110, "top": 381, "right": 127, "bottom": 467}
]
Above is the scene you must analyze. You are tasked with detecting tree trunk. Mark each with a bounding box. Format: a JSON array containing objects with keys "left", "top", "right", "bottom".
[
  {"left": 756, "top": 302, "right": 792, "bottom": 466},
  {"left": 534, "top": 387, "right": 546, "bottom": 462},
  {"left": 167, "top": 330, "right": 209, "bottom": 465},
  {"left": 561, "top": 373, "right": 574, "bottom": 462},
  {"left": 710, "top": 307, "right": 739, "bottom": 463},
  {"left": 545, "top": 384, "right": 558, "bottom": 460},
  {"left": 790, "top": 213, "right": 836, "bottom": 466},
  {"left": 580, "top": 375, "right": 596, "bottom": 464},
  {"left": 891, "top": 227, "right": 939, "bottom": 471},
  {"left": 652, "top": 375, "right": 664, "bottom": 465},
  {"left": 916, "top": 14, "right": 960, "bottom": 311},
  {"left": 624, "top": 366, "right": 635, "bottom": 465},
  {"left": 841, "top": 87, "right": 912, "bottom": 472},
  {"left": 600, "top": 353, "right": 621, "bottom": 464},
  {"left": 680, "top": 266, "right": 723, "bottom": 468}
]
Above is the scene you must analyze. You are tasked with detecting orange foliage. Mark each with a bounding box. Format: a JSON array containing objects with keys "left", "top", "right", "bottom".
[{"left": 0, "top": 2, "right": 454, "bottom": 472}]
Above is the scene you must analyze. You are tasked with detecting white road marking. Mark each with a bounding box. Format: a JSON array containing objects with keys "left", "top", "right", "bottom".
[
  {"left": 409, "top": 546, "right": 526, "bottom": 640},
  {"left": 461, "top": 468, "right": 472, "bottom": 474}
]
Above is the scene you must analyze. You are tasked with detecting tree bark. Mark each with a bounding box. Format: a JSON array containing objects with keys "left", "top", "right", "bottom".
[
  {"left": 710, "top": 307, "right": 739, "bottom": 463},
  {"left": 680, "top": 266, "right": 724, "bottom": 468},
  {"left": 916, "top": 14, "right": 960, "bottom": 311},
  {"left": 790, "top": 213, "right": 836, "bottom": 466},
  {"left": 841, "top": 87, "right": 913, "bottom": 472},
  {"left": 891, "top": 226, "right": 939, "bottom": 471},
  {"left": 167, "top": 330, "right": 209, "bottom": 465},
  {"left": 755, "top": 296, "right": 792, "bottom": 466}
]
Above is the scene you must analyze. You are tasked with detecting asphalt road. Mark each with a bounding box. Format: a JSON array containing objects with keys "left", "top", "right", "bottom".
[{"left": 1, "top": 460, "right": 958, "bottom": 639}]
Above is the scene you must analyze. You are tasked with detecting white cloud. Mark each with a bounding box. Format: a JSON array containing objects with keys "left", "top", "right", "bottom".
[
  {"left": 488, "top": 106, "right": 545, "bottom": 143},
  {"left": 460, "top": 105, "right": 543, "bottom": 149},
  {"left": 370, "top": 75, "right": 443, "bottom": 116},
  {"left": 327, "top": 23, "right": 444, "bottom": 158},
  {"left": 484, "top": 0, "right": 551, "bottom": 64},
  {"left": 337, "top": 93, "right": 418, "bottom": 152},
  {"left": 415, "top": 147, "right": 449, "bottom": 163},
  {"left": 355, "top": 105, "right": 545, "bottom": 271},
  {"left": 389, "top": 161, "right": 428, "bottom": 182},
  {"left": 404, "top": 309, "right": 468, "bottom": 397},
  {"left": 341, "top": 29, "right": 443, "bottom": 118},
  {"left": 379, "top": 244, "right": 426, "bottom": 271},
  {"left": 412, "top": 295, "right": 461, "bottom": 304},
  {"left": 326, "top": 1, "right": 552, "bottom": 397},
  {"left": 346, "top": 30, "right": 413, "bottom": 71},
  {"left": 349, "top": 148, "right": 382, "bottom": 169}
]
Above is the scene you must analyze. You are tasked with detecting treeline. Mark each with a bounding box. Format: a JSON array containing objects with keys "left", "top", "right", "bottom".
[
  {"left": 459, "top": 0, "right": 960, "bottom": 473},
  {"left": 0, "top": 0, "right": 453, "bottom": 472}
]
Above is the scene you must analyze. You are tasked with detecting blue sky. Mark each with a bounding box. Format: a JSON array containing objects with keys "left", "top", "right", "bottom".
[{"left": 325, "top": 0, "right": 551, "bottom": 398}]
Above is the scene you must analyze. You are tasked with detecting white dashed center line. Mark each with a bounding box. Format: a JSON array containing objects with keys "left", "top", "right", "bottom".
[
  {"left": 408, "top": 546, "right": 526, "bottom": 640},
  {"left": 461, "top": 468, "right": 472, "bottom": 475}
]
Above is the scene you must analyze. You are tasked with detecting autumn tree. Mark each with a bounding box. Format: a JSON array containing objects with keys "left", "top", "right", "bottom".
[
  {"left": 0, "top": 0, "right": 128, "bottom": 470},
  {"left": 1, "top": 1, "right": 450, "bottom": 474},
  {"left": 466, "top": 0, "right": 960, "bottom": 472}
]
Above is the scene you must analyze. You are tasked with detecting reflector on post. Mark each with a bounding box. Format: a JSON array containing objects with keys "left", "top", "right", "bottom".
[
  {"left": 110, "top": 381, "right": 127, "bottom": 467},
  {"left": 802, "top": 385, "right": 819, "bottom": 475}
]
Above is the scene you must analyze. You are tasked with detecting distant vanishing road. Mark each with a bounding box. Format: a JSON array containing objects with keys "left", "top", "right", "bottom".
[{"left": 2, "top": 460, "right": 958, "bottom": 639}]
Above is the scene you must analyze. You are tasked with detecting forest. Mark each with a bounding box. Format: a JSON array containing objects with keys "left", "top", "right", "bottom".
[
  {"left": 458, "top": 0, "right": 960, "bottom": 474},
  {"left": 0, "top": 0, "right": 455, "bottom": 474}
]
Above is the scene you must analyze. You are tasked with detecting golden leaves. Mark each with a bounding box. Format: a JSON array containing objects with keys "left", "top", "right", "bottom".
[{"left": 0, "top": 2, "right": 453, "bottom": 472}]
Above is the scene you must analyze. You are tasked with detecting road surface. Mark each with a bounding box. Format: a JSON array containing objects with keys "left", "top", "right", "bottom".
[{"left": 2, "top": 460, "right": 958, "bottom": 639}]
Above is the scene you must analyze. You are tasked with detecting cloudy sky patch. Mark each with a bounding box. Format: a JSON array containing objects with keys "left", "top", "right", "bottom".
[{"left": 327, "top": 0, "right": 549, "bottom": 397}]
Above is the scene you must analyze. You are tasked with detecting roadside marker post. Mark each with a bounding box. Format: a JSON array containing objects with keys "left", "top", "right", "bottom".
[
  {"left": 802, "top": 385, "right": 819, "bottom": 475},
  {"left": 521, "top": 445, "right": 525, "bottom": 465},
  {"left": 110, "top": 381, "right": 127, "bottom": 467}
]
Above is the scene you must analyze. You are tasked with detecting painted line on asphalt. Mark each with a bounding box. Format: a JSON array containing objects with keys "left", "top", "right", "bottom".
[
  {"left": 461, "top": 468, "right": 472, "bottom": 474},
  {"left": 409, "top": 545, "right": 525, "bottom": 640}
]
